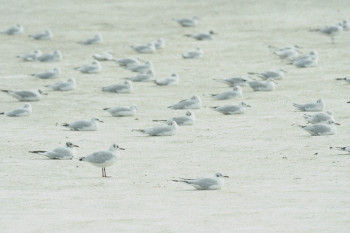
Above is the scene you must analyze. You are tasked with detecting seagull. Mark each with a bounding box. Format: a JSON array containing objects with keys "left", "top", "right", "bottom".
[
  {"left": 330, "top": 146, "right": 350, "bottom": 154},
  {"left": 153, "top": 38, "right": 165, "bottom": 49},
  {"left": 31, "top": 67, "right": 60, "bottom": 79},
  {"left": 248, "top": 69, "right": 286, "bottom": 80},
  {"left": 29, "top": 142, "right": 78, "bottom": 160},
  {"left": 248, "top": 79, "right": 276, "bottom": 91},
  {"left": 79, "top": 144, "right": 125, "bottom": 177},
  {"left": 75, "top": 60, "right": 101, "bottom": 74},
  {"left": 182, "top": 47, "right": 203, "bottom": 59},
  {"left": 130, "top": 43, "right": 156, "bottom": 53},
  {"left": 168, "top": 95, "right": 202, "bottom": 109},
  {"left": 125, "top": 70, "right": 154, "bottom": 82},
  {"left": 336, "top": 76, "right": 350, "bottom": 84},
  {"left": 319, "top": 23, "right": 343, "bottom": 44},
  {"left": 173, "top": 173, "right": 229, "bottom": 190},
  {"left": 1, "top": 24, "right": 23, "bottom": 35},
  {"left": 92, "top": 51, "right": 114, "bottom": 61},
  {"left": 154, "top": 73, "right": 179, "bottom": 86},
  {"left": 79, "top": 34, "right": 102, "bottom": 45},
  {"left": 153, "top": 110, "right": 195, "bottom": 126},
  {"left": 126, "top": 61, "right": 153, "bottom": 73},
  {"left": 303, "top": 111, "right": 334, "bottom": 124},
  {"left": 45, "top": 78, "right": 76, "bottom": 91},
  {"left": 212, "top": 102, "right": 251, "bottom": 115},
  {"left": 272, "top": 45, "right": 301, "bottom": 59},
  {"left": 103, "top": 105, "right": 137, "bottom": 117},
  {"left": 209, "top": 86, "right": 243, "bottom": 100},
  {"left": 185, "top": 30, "right": 216, "bottom": 40},
  {"left": 28, "top": 29, "right": 52, "bottom": 40},
  {"left": 1, "top": 89, "right": 46, "bottom": 101},
  {"left": 17, "top": 49, "right": 42, "bottom": 61},
  {"left": 0, "top": 103, "right": 32, "bottom": 117},
  {"left": 102, "top": 80, "right": 133, "bottom": 93},
  {"left": 37, "top": 50, "right": 62, "bottom": 62},
  {"left": 133, "top": 120, "right": 178, "bottom": 136},
  {"left": 298, "top": 120, "right": 339, "bottom": 136},
  {"left": 173, "top": 16, "right": 198, "bottom": 27},
  {"left": 62, "top": 117, "right": 103, "bottom": 131},
  {"left": 115, "top": 57, "right": 142, "bottom": 67},
  {"left": 213, "top": 76, "right": 249, "bottom": 87},
  {"left": 293, "top": 99, "right": 325, "bottom": 112}
]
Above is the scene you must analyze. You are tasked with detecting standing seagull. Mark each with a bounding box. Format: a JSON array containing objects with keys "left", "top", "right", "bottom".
[
  {"left": 62, "top": 117, "right": 103, "bottom": 131},
  {"left": 0, "top": 103, "right": 32, "bottom": 117},
  {"left": 293, "top": 99, "right": 325, "bottom": 112},
  {"left": 79, "top": 34, "right": 102, "bottom": 45},
  {"left": 29, "top": 142, "right": 78, "bottom": 160},
  {"left": 1, "top": 89, "right": 46, "bottom": 101},
  {"left": 173, "top": 16, "right": 198, "bottom": 27},
  {"left": 173, "top": 173, "right": 229, "bottom": 190},
  {"left": 79, "top": 144, "right": 125, "bottom": 177}
]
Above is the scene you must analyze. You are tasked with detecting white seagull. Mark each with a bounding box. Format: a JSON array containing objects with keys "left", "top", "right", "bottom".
[
  {"left": 0, "top": 103, "right": 32, "bottom": 117},
  {"left": 62, "top": 117, "right": 103, "bottom": 131},
  {"left": 29, "top": 142, "right": 78, "bottom": 160},
  {"left": 173, "top": 173, "right": 229, "bottom": 190}
]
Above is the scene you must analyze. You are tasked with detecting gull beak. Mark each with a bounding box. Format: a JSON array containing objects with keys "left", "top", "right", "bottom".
[
  {"left": 98, "top": 120, "right": 104, "bottom": 123},
  {"left": 223, "top": 175, "right": 229, "bottom": 178},
  {"left": 335, "top": 122, "right": 341, "bottom": 125},
  {"left": 74, "top": 144, "right": 79, "bottom": 148},
  {"left": 119, "top": 147, "right": 125, "bottom": 150},
  {"left": 246, "top": 104, "right": 251, "bottom": 107}
]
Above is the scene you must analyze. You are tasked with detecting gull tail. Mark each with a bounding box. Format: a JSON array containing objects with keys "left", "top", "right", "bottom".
[
  {"left": 309, "top": 28, "right": 321, "bottom": 32},
  {"left": 336, "top": 78, "right": 346, "bottom": 80},
  {"left": 184, "top": 34, "right": 192, "bottom": 37},
  {"left": 62, "top": 123, "right": 69, "bottom": 127},
  {"left": 172, "top": 179, "right": 190, "bottom": 184},
  {"left": 0, "top": 112, "right": 4, "bottom": 115},
  {"left": 132, "top": 129, "right": 145, "bottom": 133},
  {"left": 1, "top": 90, "right": 10, "bottom": 93},
  {"left": 79, "top": 157, "right": 85, "bottom": 161},
  {"left": 152, "top": 119, "right": 167, "bottom": 122},
  {"left": 297, "top": 124, "right": 306, "bottom": 128},
  {"left": 329, "top": 146, "right": 346, "bottom": 151},
  {"left": 29, "top": 150, "right": 47, "bottom": 154},
  {"left": 103, "top": 108, "right": 110, "bottom": 111}
]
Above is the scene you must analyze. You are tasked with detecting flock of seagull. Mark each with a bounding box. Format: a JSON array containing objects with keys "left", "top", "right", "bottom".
[{"left": 1, "top": 16, "right": 349, "bottom": 190}]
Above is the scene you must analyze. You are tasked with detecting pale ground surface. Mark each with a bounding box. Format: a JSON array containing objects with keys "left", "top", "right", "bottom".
[{"left": 0, "top": 0, "right": 350, "bottom": 232}]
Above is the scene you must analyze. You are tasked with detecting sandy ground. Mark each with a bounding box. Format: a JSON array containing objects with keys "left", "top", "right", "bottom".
[{"left": 1, "top": 0, "right": 350, "bottom": 232}]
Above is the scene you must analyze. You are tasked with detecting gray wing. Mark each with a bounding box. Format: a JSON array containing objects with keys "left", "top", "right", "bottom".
[
  {"left": 6, "top": 108, "right": 29, "bottom": 117},
  {"left": 83, "top": 151, "right": 113, "bottom": 163},
  {"left": 213, "top": 91, "right": 237, "bottom": 100},
  {"left": 69, "top": 120, "right": 91, "bottom": 130},
  {"left": 249, "top": 81, "right": 266, "bottom": 90},
  {"left": 16, "top": 91, "right": 37, "bottom": 99},
  {"left": 189, "top": 178, "right": 218, "bottom": 189},
  {"left": 38, "top": 54, "right": 54, "bottom": 62},
  {"left": 217, "top": 105, "right": 239, "bottom": 113},
  {"left": 46, "top": 147, "right": 72, "bottom": 159},
  {"left": 146, "top": 125, "right": 172, "bottom": 135},
  {"left": 170, "top": 99, "right": 191, "bottom": 109},
  {"left": 305, "top": 124, "right": 331, "bottom": 135},
  {"left": 36, "top": 71, "right": 55, "bottom": 79},
  {"left": 172, "top": 116, "right": 190, "bottom": 125}
]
